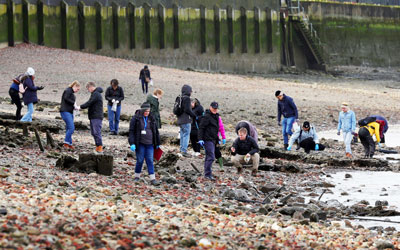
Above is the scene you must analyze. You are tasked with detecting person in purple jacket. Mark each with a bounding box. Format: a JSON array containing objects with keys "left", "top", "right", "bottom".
[
  {"left": 275, "top": 90, "right": 299, "bottom": 149},
  {"left": 20, "top": 67, "right": 44, "bottom": 122}
]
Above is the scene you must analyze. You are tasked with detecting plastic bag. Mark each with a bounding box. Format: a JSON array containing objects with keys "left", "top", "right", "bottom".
[
  {"left": 111, "top": 102, "right": 117, "bottom": 112},
  {"left": 150, "top": 79, "right": 153, "bottom": 86}
]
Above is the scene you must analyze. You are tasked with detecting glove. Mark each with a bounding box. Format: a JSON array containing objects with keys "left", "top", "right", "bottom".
[
  {"left": 278, "top": 121, "right": 281, "bottom": 126},
  {"left": 74, "top": 105, "right": 80, "bottom": 110},
  {"left": 130, "top": 144, "right": 136, "bottom": 152},
  {"left": 198, "top": 140, "right": 204, "bottom": 147},
  {"left": 315, "top": 144, "right": 319, "bottom": 151},
  {"left": 195, "top": 116, "right": 199, "bottom": 120},
  {"left": 287, "top": 146, "right": 292, "bottom": 151},
  {"left": 112, "top": 99, "right": 115, "bottom": 103},
  {"left": 222, "top": 139, "right": 226, "bottom": 145},
  {"left": 378, "top": 143, "right": 382, "bottom": 149},
  {"left": 37, "top": 86, "right": 44, "bottom": 90},
  {"left": 115, "top": 100, "right": 119, "bottom": 104},
  {"left": 295, "top": 119, "right": 300, "bottom": 124},
  {"left": 156, "top": 145, "right": 160, "bottom": 149},
  {"left": 337, "top": 131, "right": 340, "bottom": 136}
]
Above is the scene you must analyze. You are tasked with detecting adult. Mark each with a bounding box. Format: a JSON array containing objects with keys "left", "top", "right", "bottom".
[
  {"left": 128, "top": 103, "right": 161, "bottom": 185},
  {"left": 190, "top": 98, "right": 204, "bottom": 156},
  {"left": 9, "top": 73, "right": 27, "bottom": 120},
  {"left": 139, "top": 65, "right": 151, "bottom": 94},
  {"left": 275, "top": 90, "right": 299, "bottom": 149},
  {"left": 370, "top": 115, "right": 388, "bottom": 144},
  {"left": 177, "top": 84, "right": 197, "bottom": 157},
  {"left": 20, "top": 67, "right": 44, "bottom": 122},
  {"left": 287, "top": 121, "right": 325, "bottom": 154},
  {"left": 358, "top": 120, "right": 381, "bottom": 158},
  {"left": 198, "top": 102, "right": 220, "bottom": 180},
  {"left": 79, "top": 82, "right": 104, "bottom": 153},
  {"left": 105, "top": 79, "right": 124, "bottom": 135},
  {"left": 231, "top": 127, "right": 260, "bottom": 176},
  {"left": 235, "top": 120, "right": 258, "bottom": 142},
  {"left": 60, "top": 81, "right": 81, "bottom": 149},
  {"left": 337, "top": 102, "right": 356, "bottom": 158},
  {"left": 146, "top": 88, "right": 164, "bottom": 129}
]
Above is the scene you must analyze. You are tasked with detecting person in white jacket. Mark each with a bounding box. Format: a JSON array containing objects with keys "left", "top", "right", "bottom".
[{"left": 287, "top": 121, "right": 325, "bottom": 153}]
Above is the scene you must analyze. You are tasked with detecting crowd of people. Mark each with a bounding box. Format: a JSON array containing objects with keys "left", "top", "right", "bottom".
[{"left": 8, "top": 67, "right": 390, "bottom": 183}]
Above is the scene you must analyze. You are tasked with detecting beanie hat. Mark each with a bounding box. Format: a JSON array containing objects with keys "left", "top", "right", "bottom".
[
  {"left": 275, "top": 90, "right": 281, "bottom": 97},
  {"left": 140, "top": 102, "right": 151, "bottom": 110},
  {"left": 26, "top": 67, "right": 35, "bottom": 76},
  {"left": 303, "top": 121, "right": 310, "bottom": 128}
]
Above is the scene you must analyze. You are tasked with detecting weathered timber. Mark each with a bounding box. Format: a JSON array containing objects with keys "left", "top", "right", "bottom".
[{"left": 33, "top": 128, "right": 45, "bottom": 152}]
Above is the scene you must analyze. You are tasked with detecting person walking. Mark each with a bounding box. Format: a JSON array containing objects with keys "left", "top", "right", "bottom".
[
  {"left": 198, "top": 102, "right": 220, "bottom": 180},
  {"left": 177, "top": 85, "right": 197, "bottom": 157},
  {"left": 139, "top": 65, "right": 151, "bottom": 94},
  {"left": 105, "top": 79, "right": 124, "bottom": 135},
  {"left": 20, "top": 67, "right": 44, "bottom": 122},
  {"left": 79, "top": 82, "right": 104, "bottom": 153},
  {"left": 275, "top": 90, "right": 298, "bottom": 149},
  {"left": 9, "top": 72, "right": 27, "bottom": 120},
  {"left": 60, "top": 81, "right": 81, "bottom": 149},
  {"left": 337, "top": 102, "right": 356, "bottom": 158},
  {"left": 231, "top": 127, "right": 260, "bottom": 176},
  {"left": 287, "top": 121, "right": 325, "bottom": 153},
  {"left": 146, "top": 88, "right": 164, "bottom": 129},
  {"left": 128, "top": 103, "right": 161, "bottom": 185},
  {"left": 358, "top": 120, "right": 381, "bottom": 158},
  {"left": 190, "top": 98, "right": 204, "bottom": 156}
]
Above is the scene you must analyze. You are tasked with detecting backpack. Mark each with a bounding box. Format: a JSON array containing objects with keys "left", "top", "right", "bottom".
[
  {"left": 13, "top": 74, "right": 27, "bottom": 94},
  {"left": 358, "top": 116, "right": 376, "bottom": 127},
  {"left": 173, "top": 95, "right": 183, "bottom": 116}
]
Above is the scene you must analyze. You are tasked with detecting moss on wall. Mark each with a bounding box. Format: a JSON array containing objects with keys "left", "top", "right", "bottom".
[
  {"left": 43, "top": 5, "right": 61, "bottom": 48},
  {"left": 13, "top": 4, "right": 23, "bottom": 43},
  {"left": 66, "top": 5, "right": 79, "bottom": 50},
  {"left": 27, "top": 4, "right": 38, "bottom": 44},
  {"left": 0, "top": 4, "right": 7, "bottom": 45},
  {"left": 84, "top": 5, "right": 97, "bottom": 52}
]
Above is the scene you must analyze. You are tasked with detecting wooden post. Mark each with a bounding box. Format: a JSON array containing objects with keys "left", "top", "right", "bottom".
[
  {"left": 34, "top": 128, "right": 44, "bottom": 152},
  {"left": 23, "top": 124, "right": 29, "bottom": 136},
  {"left": 46, "top": 130, "right": 56, "bottom": 148}
]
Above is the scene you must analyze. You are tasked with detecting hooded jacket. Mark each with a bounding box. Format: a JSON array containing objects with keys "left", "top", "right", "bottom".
[
  {"left": 277, "top": 94, "right": 298, "bottom": 122},
  {"left": 288, "top": 126, "right": 319, "bottom": 148},
  {"left": 105, "top": 86, "right": 124, "bottom": 106},
  {"left": 146, "top": 94, "right": 161, "bottom": 129},
  {"left": 360, "top": 121, "right": 381, "bottom": 143},
  {"left": 235, "top": 120, "right": 258, "bottom": 142},
  {"left": 177, "top": 85, "right": 196, "bottom": 125},
  {"left": 80, "top": 87, "right": 104, "bottom": 120},
  {"left": 22, "top": 76, "right": 38, "bottom": 105},
  {"left": 232, "top": 135, "right": 259, "bottom": 156},
  {"left": 60, "top": 87, "right": 76, "bottom": 114},
  {"left": 190, "top": 99, "right": 204, "bottom": 134},
  {"left": 198, "top": 109, "right": 219, "bottom": 144},
  {"left": 128, "top": 109, "right": 160, "bottom": 147}
]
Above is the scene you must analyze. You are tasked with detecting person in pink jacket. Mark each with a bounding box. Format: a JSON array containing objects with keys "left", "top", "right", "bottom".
[{"left": 216, "top": 116, "right": 226, "bottom": 169}]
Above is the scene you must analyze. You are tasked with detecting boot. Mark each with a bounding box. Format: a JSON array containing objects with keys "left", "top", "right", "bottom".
[
  {"left": 218, "top": 157, "right": 224, "bottom": 169},
  {"left": 284, "top": 144, "right": 289, "bottom": 150},
  {"left": 95, "top": 145, "right": 103, "bottom": 153},
  {"left": 345, "top": 152, "right": 352, "bottom": 158}
]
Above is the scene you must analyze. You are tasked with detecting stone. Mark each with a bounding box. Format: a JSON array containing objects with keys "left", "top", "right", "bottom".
[
  {"left": 344, "top": 173, "right": 352, "bottom": 178},
  {"left": 292, "top": 211, "right": 304, "bottom": 220},
  {"left": 161, "top": 176, "right": 177, "bottom": 184},
  {"left": 374, "top": 240, "right": 394, "bottom": 250},
  {"left": 310, "top": 213, "right": 319, "bottom": 222},
  {"left": 260, "top": 185, "right": 280, "bottom": 194},
  {"left": 0, "top": 208, "right": 7, "bottom": 215}
]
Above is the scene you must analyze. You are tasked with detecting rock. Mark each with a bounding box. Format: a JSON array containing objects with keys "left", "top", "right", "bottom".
[
  {"left": 0, "top": 208, "right": 7, "bottom": 215},
  {"left": 179, "top": 239, "right": 197, "bottom": 247},
  {"left": 0, "top": 169, "right": 9, "bottom": 178},
  {"left": 292, "top": 211, "right": 304, "bottom": 220},
  {"left": 359, "top": 200, "right": 370, "bottom": 205},
  {"left": 260, "top": 185, "right": 280, "bottom": 194},
  {"left": 235, "top": 190, "right": 249, "bottom": 201},
  {"left": 310, "top": 213, "right": 319, "bottom": 222},
  {"left": 375, "top": 200, "right": 389, "bottom": 207},
  {"left": 169, "top": 166, "right": 177, "bottom": 174},
  {"left": 199, "top": 238, "right": 212, "bottom": 248},
  {"left": 184, "top": 176, "right": 196, "bottom": 183},
  {"left": 258, "top": 207, "right": 269, "bottom": 215},
  {"left": 341, "top": 192, "right": 349, "bottom": 196},
  {"left": 161, "top": 176, "right": 177, "bottom": 184},
  {"left": 374, "top": 240, "right": 394, "bottom": 250},
  {"left": 345, "top": 173, "right": 352, "bottom": 178},
  {"left": 344, "top": 220, "right": 353, "bottom": 228},
  {"left": 158, "top": 170, "right": 170, "bottom": 176}
]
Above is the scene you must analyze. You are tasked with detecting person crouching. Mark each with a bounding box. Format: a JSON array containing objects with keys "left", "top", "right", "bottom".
[
  {"left": 287, "top": 121, "right": 325, "bottom": 153},
  {"left": 358, "top": 121, "right": 381, "bottom": 158},
  {"left": 231, "top": 127, "right": 260, "bottom": 176}
]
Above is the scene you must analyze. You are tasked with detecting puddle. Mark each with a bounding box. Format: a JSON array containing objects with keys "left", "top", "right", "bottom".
[{"left": 322, "top": 171, "right": 400, "bottom": 230}]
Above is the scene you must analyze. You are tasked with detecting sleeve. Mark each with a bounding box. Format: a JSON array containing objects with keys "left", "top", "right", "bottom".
[
  {"left": 128, "top": 117, "right": 136, "bottom": 145},
  {"left": 198, "top": 116, "right": 209, "bottom": 141},
  {"left": 374, "top": 123, "right": 381, "bottom": 143},
  {"left": 139, "top": 70, "right": 143, "bottom": 80},
  {"left": 289, "top": 98, "right": 298, "bottom": 119},
  {"left": 313, "top": 127, "right": 319, "bottom": 144},
  {"left": 148, "top": 71, "right": 151, "bottom": 79},
  {"left": 63, "top": 89, "right": 75, "bottom": 106},
  {"left": 337, "top": 113, "right": 342, "bottom": 132},
  {"left": 277, "top": 103, "right": 282, "bottom": 122},
  {"left": 248, "top": 138, "right": 259, "bottom": 155},
  {"left": 105, "top": 88, "right": 112, "bottom": 101},
  {"left": 351, "top": 112, "right": 356, "bottom": 132},
  {"left": 288, "top": 128, "right": 301, "bottom": 148},
  {"left": 154, "top": 122, "right": 161, "bottom": 147},
  {"left": 218, "top": 117, "right": 226, "bottom": 139},
  {"left": 24, "top": 78, "right": 38, "bottom": 91},
  {"left": 232, "top": 138, "right": 239, "bottom": 155},
  {"left": 183, "top": 97, "right": 196, "bottom": 118},
  {"left": 118, "top": 87, "right": 124, "bottom": 102},
  {"left": 80, "top": 93, "right": 97, "bottom": 109}
]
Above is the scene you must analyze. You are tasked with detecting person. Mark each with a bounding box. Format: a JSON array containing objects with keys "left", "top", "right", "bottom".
[
  {"left": 198, "top": 102, "right": 220, "bottom": 180},
  {"left": 20, "top": 67, "right": 44, "bottom": 122},
  {"left": 337, "top": 102, "right": 356, "bottom": 158},
  {"left": 139, "top": 65, "right": 151, "bottom": 94},
  {"left": 235, "top": 120, "right": 259, "bottom": 142},
  {"left": 105, "top": 79, "right": 124, "bottom": 135},
  {"left": 216, "top": 116, "right": 227, "bottom": 169},
  {"left": 60, "top": 81, "right": 81, "bottom": 149},
  {"left": 287, "top": 121, "right": 325, "bottom": 153},
  {"left": 128, "top": 102, "right": 161, "bottom": 185},
  {"left": 370, "top": 115, "right": 388, "bottom": 144},
  {"left": 146, "top": 88, "right": 164, "bottom": 129},
  {"left": 9, "top": 72, "right": 27, "bottom": 120},
  {"left": 190, "top": 98, "right": 204, "bottom": 156},
  {"left": 231, "top": 127, "right": 260, "bottom": 176},
  {"left": 79, "top": 82, "right": 104, "bottom": 153},
  {"left": 275, "top": 90, "right": 299, "bottom": 149},
  {"left": 177, "top": 84, "right": 197, "bottom": 157},
  {"left": 358, "top": 120, "right": 381, "bottom": 158}
]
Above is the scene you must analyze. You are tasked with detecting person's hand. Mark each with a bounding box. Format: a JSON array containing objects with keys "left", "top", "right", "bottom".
[
  {"left": 74, "top": 105, "right": 80, "bottom": 111},
  {"left": 287, "top": 146, "right": 292, "bottom": 151},
  {"left": 351, "top": 131, "right": 356, "bottom": 135},
  {"left": 37, "top": 86, "right": 44, "bottom": 90},
  {"left": 112, "top": 99, "right": 115, "bottom": 103},
  {"left": 337, "top": 131, "right": 340, "bottom": 136},
  {"left": 231, "top": 147, "right": 235, "bottom": 153},
  {"left": 246, "top": 153, "right": 251, "bottom": 158},
  {"left": 278, "top": 121, "right": 281, "bottom": 126},
  {"left": 315, "top": 144, "right": 319, "bottom": 151},
  {"left": 116, "top": 100, "right": 119, "bottom": 104},
  {"left": 222, "top": 139, "right": 226, "bottom": 145},
  {"left": 378, "top": 143, "right": 382, "bottom": 149},
  {"left": 198, "top": 140, "right": 204, "bottom": 147},
  {"left": 130, "top": 144, "right": 136, "bottom": 152}
]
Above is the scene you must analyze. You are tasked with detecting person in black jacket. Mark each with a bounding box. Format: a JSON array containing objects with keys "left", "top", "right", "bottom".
[
  {"left": 198, "top": 102, "right": 220, "bottom": 180},
  {"left": 79, "top": 82, "right": 104, "bottom": 153},
  {"left": 231, "top": 127, "right": 260, "bottom": 176},
  {"left": 60, "top": 80, "right": 81, "bottom": 149},
  {"left": 20, "top": 67, "right": 45, "bottom": 122},
  {"left": 105, "top": 79, "right": 124, "bottom": 135},
  {"left": 9, "top": 72, "right": 27, "bottom": 120},
  {"left": 128, "top": 103, "right": 161, "bottom": 185},
  {"left": 177, "top": 84, "right": 197, "bottom": 157},
  {"left": 190, "top": 98, "right": 204, "bottom": 155},
  {"left": 139, "top": 65, "right": 151, "bottom": 94}
]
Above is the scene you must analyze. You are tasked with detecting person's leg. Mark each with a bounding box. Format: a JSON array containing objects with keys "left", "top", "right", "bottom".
[
  {"left": 107, "top": 105, "right": 115, "bottom": 132},
  {"left": 281, "top": 117, "right": 288, "bottom": 145},
  {"left": 143, "top": 144, "right": 156, "bottom": 180},
  {"left": 114, "top": 105, "right": 121, "bottom": 133},
  {"left": 367, "top": 135, "right": 375, "bottom": 157},
  {"left": 21, "top": 103, "right": 34, "bottom": 122},
  {"left": 204, "top": 141, "right": 215, "bottom": 177},
  {"left": 358, "top": 128, "right": 370, "bottom": 157},
  {"left": 215, "top": 146, "right": 223, "bottom": 168},
  {"left": 318, "top": 144, "right": 326, "bottom": 151},
  {"left": 285, "top": 117, "right": 295, "bottom": 137},
  {"left": 141, "top": 79, "right": 146, "bottom": 93},
  {"left": 180, "top": 123, "right": 191, "bottom": 153},
  {"left": 145, "top": 82, "right": 148, "bottom": 94},
  {"left": 190, "top": 132, "right": 200, "bottom": 152},
  {"left": 135, "top": 144, "right": 145, "bottom": 178},
  {"left": 300, "top": 137, "right": 315, "bottom": 154},
  {"left": 231, "top": 154, "right": 245, "bottom": 173},
  {"left": 9, "top": 89, "right": 22, "bottom": 120},
  {"left": 250, "top": 153, "right": 260, "bottom": 175},
  {"left": 343, "top": 132, "right": 353, "bottom": 154},
  {"left": 61, "top": 112, "right": 74, "bottom": 145},
  {"left": 381, "top": 134, "right": 385, "bottom": 144},
  {"left": 91, "top": 119, "right": 103, "bottom": 146}
]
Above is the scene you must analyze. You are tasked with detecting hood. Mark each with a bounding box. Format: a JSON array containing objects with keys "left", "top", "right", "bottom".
[
  {"left": 94, "top": 87, "right": 103, "bottom": 94},
  {"left": 194, "top": 98, "right": 201, "bottom": 106},
  {"left": 181, "top": 85, "right": 192, "bottom": 96}
]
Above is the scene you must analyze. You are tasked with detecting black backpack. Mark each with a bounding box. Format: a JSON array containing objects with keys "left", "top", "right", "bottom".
[
  {"left": 358, "top": 116, "right": 376, "bottom": 127},
  {"left": 173, "top": 95, "right": 183, "bottom": 116}
]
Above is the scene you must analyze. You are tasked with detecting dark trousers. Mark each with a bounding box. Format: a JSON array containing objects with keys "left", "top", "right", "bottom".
[
  {"left": 381, "top": 134, "right": 385, "bottom": 144},
  {"left": 90, "top": 119, "right": 103, "bottom": 146},
  {"left": 204, "top": 141, "right": 215, "bottom": 177},
  {"left": 299, "top": 137, "right": 325, "bottom": 154},
  {"left": 359, "top": 127, "right": 375, "bottom": 157},
  {"left": 190, "top": 132, "right": 201, "bottom": 153},
  {"left": 9, "top": 88, "right": 22, "bottom": 120},
  {"left": 215, "top": 145, "right": 222, "bottom": 159},
  {"left": 141, "top": 79, "right": 148, "bottom": 94}
]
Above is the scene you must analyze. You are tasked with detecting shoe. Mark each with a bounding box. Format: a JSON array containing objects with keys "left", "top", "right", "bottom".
[
  {"left": 95, "top": 146, "right": 103, "bottom": 153},
  {"left": 193, "top": 152, "right": 201, "bottom": 157},
  {"left": 181, "top": 152, "right": 192, "bottom": 158},
  {"left": 204, "top": 176, "right": 215, "bottom": 181},
  {"left": 251, "top": 170, "right": 257, "bottom": 177},
  {"left": 114, "top": 131, "right": 118, "bottom": 135},
  {"left": 150, "top": 179, "right": 160, "bottom": 186},
  {"left": 109, "top": 131, "right": 115, "bottom": 135},
  {"left": 237, "top": 167, "right": 243, "bottom": 174},
  {"left": 134, "top": 177, "right": 140, "bottom": 182},
  {"left": 369, "top": 154, "right": 374, "bottom": 158},
  {"left": 284, "top": 144, "right": 289, "bottom": 150},
  {"left": 63, "top": 143, "right": 70, "bottom": 149},
  {"left": 345, "top": 152, "right": 352, "bottom": 158}
]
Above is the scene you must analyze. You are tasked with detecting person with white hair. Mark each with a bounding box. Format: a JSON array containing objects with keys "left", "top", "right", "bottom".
[
  {"left": 20, "top": 67, "right": 44, "bottom": 122},
  {"left": 337, "top": 102, "right": 356, "bottom": 158}
]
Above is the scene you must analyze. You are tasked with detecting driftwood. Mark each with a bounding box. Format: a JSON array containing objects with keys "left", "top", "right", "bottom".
[
  {"left": 33, "top": 128, "right": 44, "bottom": 152},
  {"left": 46, "top": 130, "right": 56, "bottom": 148},
  {"left": 190, "top": 163, "right": 201, "bottom": 174},
  {"left": 56, "top": 153, "right": 114, "bottom": 176},
  {"left": 0, "top": 117, "right": 62, "bottom": 134}
]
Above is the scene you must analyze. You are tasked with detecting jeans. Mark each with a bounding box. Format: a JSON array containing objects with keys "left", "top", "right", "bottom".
[
  {"left": 90, "top": 119, "right": 103, "bottom": 146},
  {"left": 180, "top": 123, "right": 191, "bottom": 153},
  {"left": 9, "top": 88, "right": 22, "bottom": 120},
  {"left": 20, "top": 103, "right": 34, "bottom": 122},
  {"left": 107, "top": 105, "right": 121, "bottom": 133},
  {"left": 204, "top": 141, "right": 215, "bottom": 177},
  {"left": 141, "top": 79, "right": 148, "bottom": 94},
  {"left": 282, "top": 116, "right": 296, "bottom": 144},
  {"left": 60, "top": 112, "right": 75, "bottom": 145},
  {"left": 135, "top": 144, "right": 155, "bottom": 175},
  {"left": 343, "top": 131, "right": 353, "bottom": 154}
]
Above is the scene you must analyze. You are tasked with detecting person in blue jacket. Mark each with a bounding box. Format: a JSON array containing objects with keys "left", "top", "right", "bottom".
[
  {"left": 275, "top": 90, "right": 299, "bottom": 149},
  {"left": 20, "top": 67, "right": 44, "bottom": 122},
  {"left": 337, "top": 102, "right": 356, "bottom": 158},
  {"left": 9, "top": 72, "right": 27, "bottom": 120}
]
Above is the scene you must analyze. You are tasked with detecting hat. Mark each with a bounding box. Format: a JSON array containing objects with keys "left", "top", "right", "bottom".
[
  {"left": 140, "top": 102, "right": 150, "bottom": 110},
  {"left": 144, "top": 65, "right": 148, "bottom": 69},
  {"left": 303, "top": 121, "right": 310, "bottom": 128},
  {"left": 341, "top": 102, "right": 349, "bottom": 107},
  {"left": 275, "top": 90, "right": 282, "bottom": 97},
  {"left": 26, "top": 67, "right": 35, "bottom": 76},
  {"left": 210, "top": 101, "right": 219, "bottom": 109}
]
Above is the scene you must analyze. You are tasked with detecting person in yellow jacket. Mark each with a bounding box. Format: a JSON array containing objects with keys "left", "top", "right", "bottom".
[{"left": 358, "top": 121, "right": 381, "bottom": 158}]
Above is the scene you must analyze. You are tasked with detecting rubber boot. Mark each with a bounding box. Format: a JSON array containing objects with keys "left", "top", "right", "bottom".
[{"left": 218, "top": 157, "right": 223, "bottom": 169}]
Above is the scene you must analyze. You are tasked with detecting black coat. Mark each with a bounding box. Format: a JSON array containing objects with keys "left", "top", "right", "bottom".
[
  {"left": 232, "top": 135, "right": 259, "bottom": 156},
  {"left": 80, "top": 87, "right": 104, "bottom": 120},
  {"left": 198, "top": 109, "right": 219, "bottom": 144},
  {"left": 139, "top": 69, "right": 151, "bottom": 81},
  {"left": 177, "top": 85, "right": 197, "bottom": 125},
  {"left": 60, "top": 87, "right": 76, "bottom": 114},
  {"left": 105, "top": 86, "right": 124, "bottom": 106},
  {"left": 128, "top": 110, "right": 161, "bottom": 147},
  {"left": 190, "top": 101, "right": 204, "bottom": 135},
  {"left": 22, "top": 77, "right": 38, "bottom": 105}
]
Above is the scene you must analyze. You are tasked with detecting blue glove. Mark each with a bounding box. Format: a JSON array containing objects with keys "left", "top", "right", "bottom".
[
  {"left": 156, "top": 145, "right": 160, "bottom": 149},
  {"left": 198, "top": 140, "right": 205, "bottom": 147},
  {"left": 130, "top": 144, "right": 136, "bottom": 152},
  {"left": 315, "top": 144, "right": 319, "bottom": 151},
  {"left": 222, "top": 139, "right": 226, "bottom": 145},
  {"left": 287, "top": 146, "right": 292, "bottom": 151}
]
